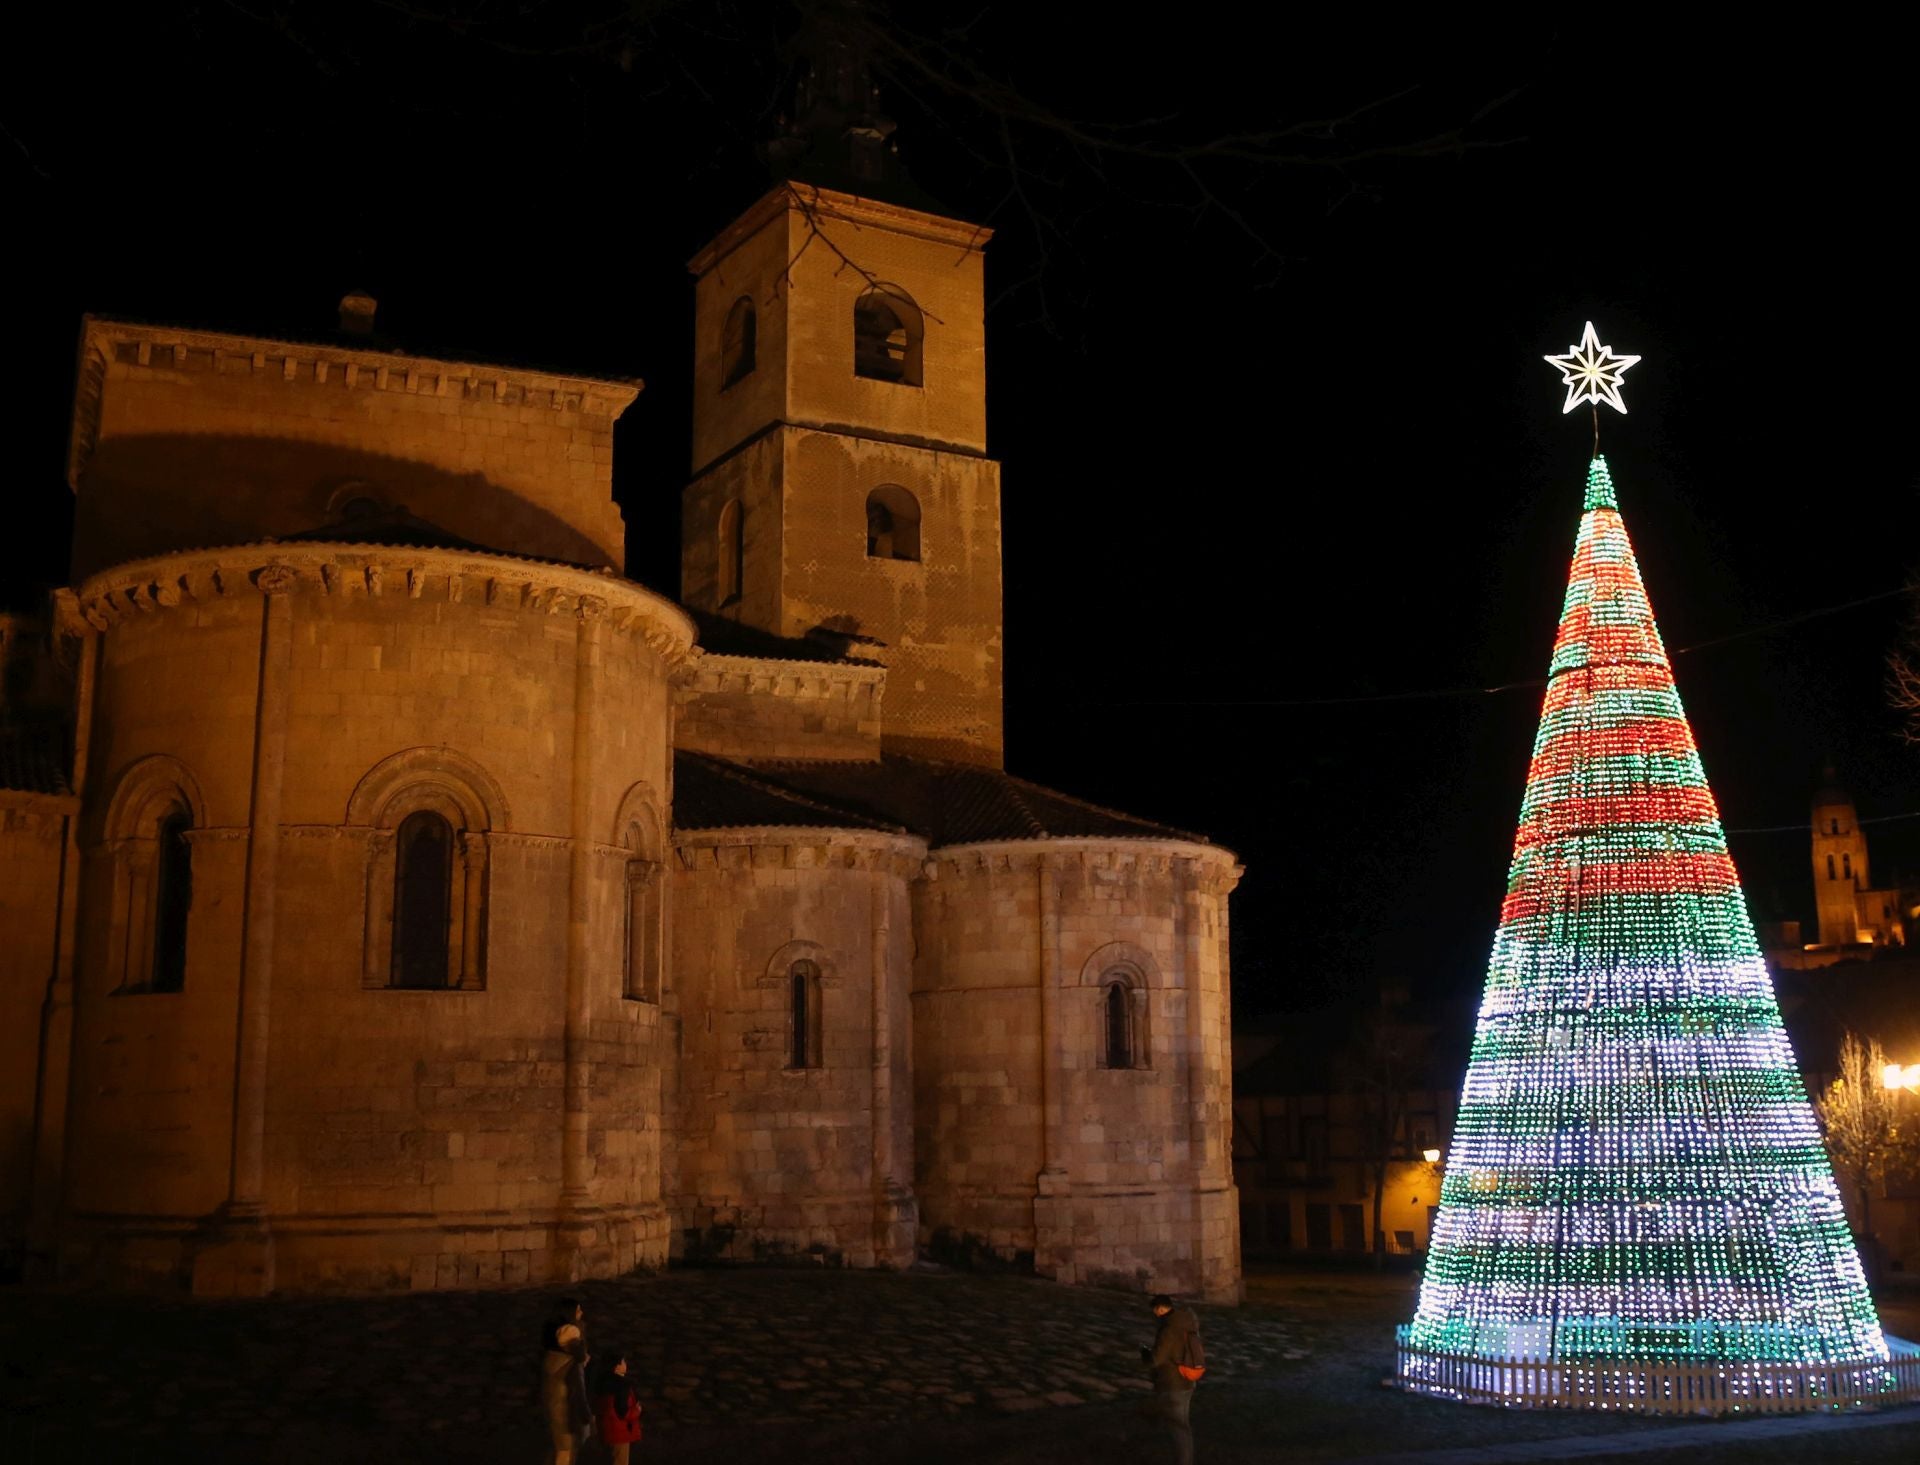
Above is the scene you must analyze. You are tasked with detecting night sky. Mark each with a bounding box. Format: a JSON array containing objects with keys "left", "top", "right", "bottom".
[{"left": 6, "top": 7, "right": 1916, "bottom": 1019}]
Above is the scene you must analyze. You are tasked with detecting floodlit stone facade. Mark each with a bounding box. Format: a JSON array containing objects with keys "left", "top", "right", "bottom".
[{"left": 0, "top": 178, "right": 1242, "bottom": 1301}]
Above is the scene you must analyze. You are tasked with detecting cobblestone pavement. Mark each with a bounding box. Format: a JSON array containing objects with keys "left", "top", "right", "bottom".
[
  {"left": 4, "top": 1267, "right": 1916, "bottom": 1464},
  {"left": 0, "top": 1264, "right": 1304, "bottom": 1462}
]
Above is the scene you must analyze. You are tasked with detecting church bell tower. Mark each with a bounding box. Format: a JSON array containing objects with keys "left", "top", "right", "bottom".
[
  {"left": 1811, "top": 766, "right": 1869, "bottom": 945},
  {"left": 680, "top": 43, "right": 1003, "bottom": 767}
]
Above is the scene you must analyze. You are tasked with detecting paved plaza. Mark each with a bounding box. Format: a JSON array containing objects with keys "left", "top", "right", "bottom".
[{"left": 2, "top": 1266, "right": 1917, "bottom": 1462}]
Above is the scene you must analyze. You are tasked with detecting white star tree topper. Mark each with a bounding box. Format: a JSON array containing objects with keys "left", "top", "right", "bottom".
[{"left": 1545, "top": 321, "right": 1641, "bottom": 415}]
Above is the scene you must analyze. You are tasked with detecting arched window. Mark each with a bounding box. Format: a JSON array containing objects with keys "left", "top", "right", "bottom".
[
  {"left": 391, "top": 810, "right": 454, "bottom": 989},
  {"left": 717, "top": 499, "right": 744, "bottom": 607},
  {"left": 621, "top": 809, "right": 665, "bottom": 1004},
  {"left": 349, "top": 748, "right": 501, "bottom": 992},
  {"left": 101, "top": 757, "right": 206, "bottom": 995},
  {"left": 1081, "top": 944, "right": 1156, "bottom": 1071},
  {"left": 1828, "top": 854, "right": 1837, "bottom": 880},
  {"left": 150, "top": 807, "right": 193, "bottom": 992},
  {"left": 1843, "top": 852, "right": 1853, "bottom": 882},
  {"left": 721, "top": 295, "right": 757, "bottom": 388},
  {"left": 789, "top": 958, "right": 822, "bottom": 1070},
  {"left": 1103, "top": 980, "right": 1133, "bottom": 1070},
  {"left": 853, "top": 284, "right": 923, "bottom": 386},
  {"left": 865, "top": 486, "right": 921, "bottom": 562}
]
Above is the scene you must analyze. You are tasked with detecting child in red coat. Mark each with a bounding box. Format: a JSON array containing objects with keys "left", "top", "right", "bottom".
[{"left": 589, "top": 1352, "right": 643, "bottom": 1463}]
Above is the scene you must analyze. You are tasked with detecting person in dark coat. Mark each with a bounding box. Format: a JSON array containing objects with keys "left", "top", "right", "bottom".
[
  {"left": 589, "top": 1350, "right": 644, "bottom": 1464},
  {"left": 539, "top": 1297, "right": 592, "bottom": 1465},
  {"left": 1139, "top": 1293, "right": 1205, "bottom": 1465}
]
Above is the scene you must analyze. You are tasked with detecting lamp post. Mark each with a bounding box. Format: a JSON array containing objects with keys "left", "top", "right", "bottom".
[{"left": 1882, "top": 1062, "right": 1920, "bottom": 1093}]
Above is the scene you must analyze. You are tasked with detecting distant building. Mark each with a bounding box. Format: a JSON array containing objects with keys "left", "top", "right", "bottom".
[
  {"left": 1759, "top": 767, "right": 1918, "bottom": 966},
  {"left": 1230, "top": 989, "right": 1465, "bottom": 1261},
  {"left": 1723, "top": 764, "right": 1920, "bottom": 1271}
]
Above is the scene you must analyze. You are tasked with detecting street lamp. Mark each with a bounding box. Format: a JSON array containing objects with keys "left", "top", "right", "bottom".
[
  {"left": 1883, "top": 1062, "right": 1920, "bottom": 1092},
  {"left": 1422, "top": 1148, "right": 1442, "bottom": 1164}
]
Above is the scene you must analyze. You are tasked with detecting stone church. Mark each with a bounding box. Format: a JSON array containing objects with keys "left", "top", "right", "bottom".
[{"left": 0, "top": 131, "right": 1243, "bottom": 1300}]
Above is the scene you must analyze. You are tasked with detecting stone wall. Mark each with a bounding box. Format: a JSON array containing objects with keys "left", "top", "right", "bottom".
[
  {"left": 687, "top": 186, "right": 991, "bottom": 471},
  {"left": 667, "top": 829, "right": 921, "bottom": 1269},
  {"left": 0, "top": 800, "right": 70, "bottom": 1238},
  {"left": 673, "top": 651, "right": 884, "bottom": 763},
  {"left": 681, "top": 432, "right": 783, "bottom": 624},
  {"left": 68, "top": 320, "right": 638, "bottom": 580},
  {"left": 779, "top": 430, "right": 1003, "bottom": 765},
  {"left": 683, "top": 186, "right": 1005, "bottom": 768},
  {"left": 56, "top": 545, "right": 691, "bottom": 1293},
  {"left": 913, "top": 840, "right": 1242, "bottom": 1301}
]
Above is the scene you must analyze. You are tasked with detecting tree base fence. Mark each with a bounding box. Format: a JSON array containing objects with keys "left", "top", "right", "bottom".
[{"left": 1393, "top": 1327, "right": 1920, "bottom": 1416}]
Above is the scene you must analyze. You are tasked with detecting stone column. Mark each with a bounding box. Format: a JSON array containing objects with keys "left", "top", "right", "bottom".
[
  {"left": 194, "top": 566, "right": 295, "bottom": 1296},
  {"left": 1036, "top": 852, "right": 1067, "bottom": 1188},
  {"left": 28, "top": 610, "right": 96, "bottom": 1263},
  {"left": 1033, "top": 851, "right": 1072, "bottom": 1281},
  {"left": 1182, "top": 858, "right": 1211, "bottom": 1188},
  {"left": 868, "top": 856, "right": 914, "bottom": 1265},
  {"left": 1182, "top": 855, "right": 1243, "bottom": 1303},
  {"left": 560, "top": 598, "right": 605, "bottom": 1221}
]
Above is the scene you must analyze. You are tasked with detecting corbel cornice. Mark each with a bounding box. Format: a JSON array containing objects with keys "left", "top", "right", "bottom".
[
  {"left": 672, "top": 647, "right": 887, "bottom": 701},
  {"left": 74, "top": 544, "right": 696, "bottom": 664}
]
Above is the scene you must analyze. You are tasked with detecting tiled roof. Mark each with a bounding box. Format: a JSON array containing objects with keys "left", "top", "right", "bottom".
[
  {"left": 686, "top": 610, "right": 880, "bottom": 666},
  {"left": 672, "top": 751, "right": 1213, "bottom": 848},
  {"left": 672, "top": 751, "right": 906, "bottom": 835},
  {"left": 0, "top": 720, "right": 72, "bottom": 796}
]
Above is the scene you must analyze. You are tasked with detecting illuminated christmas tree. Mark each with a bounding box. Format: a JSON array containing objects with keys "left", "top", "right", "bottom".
[{"left": 1397, "top": 327, "right": 1909, "bottom": 1410}]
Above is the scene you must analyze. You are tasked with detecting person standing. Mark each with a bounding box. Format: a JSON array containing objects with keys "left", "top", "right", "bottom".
[
  {"left": 1139, "top": 1293, "right": 1205, "bottom": 1465},
  {"left": 539, "top": 1298, "right": 593, "bottom": 1465},
  {"left": 589, "top": 1350, "right": 644, "bottom": 1464}
]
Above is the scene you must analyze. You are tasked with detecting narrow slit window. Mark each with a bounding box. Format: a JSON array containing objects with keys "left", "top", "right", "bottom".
[
  {"left": 151, "top": 808, "right": 193, "bottom": 992},
  {"left": 1103, "top": 980, "right": 1132, "bottom": 1069},
  {"left": 789, "top": 958, "right": 821, "bottom": 1069},
  {"left": 391, "top": 810, "right": 454, "bottom": 989},
  {"left": 622, "top": 823, "right": 663, "bottom": 1005}
]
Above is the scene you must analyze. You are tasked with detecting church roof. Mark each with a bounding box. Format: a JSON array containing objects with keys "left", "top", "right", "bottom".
[
  {"left": 685, "top": 610, "right": 882, "bottom": 666},
  {"left": 672, "top": 751, "right": 908, "bottom": 835},
  {"left": 673, "top": 751, "right": 1215, "bottom": 849},
  {"left": 0, "top": 719, "right": 71, "bottom": 796}
]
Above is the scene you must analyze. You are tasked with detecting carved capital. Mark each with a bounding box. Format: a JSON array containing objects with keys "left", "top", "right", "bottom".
[
  {"left": 254, "top": 565, "right": 300, "bottom": 595},
  {"left": 577, "top": 594, "right": 608, "bottom": 623}
]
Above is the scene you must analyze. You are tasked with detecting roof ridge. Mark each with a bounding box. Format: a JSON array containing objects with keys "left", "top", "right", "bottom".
[
  {"left": 994, "top": 767, "right": 1211, "bottom": 845},
  {"left": 679, "top": 752, "right": 907, "bottom": 834},
  {"left": 986, "top": 767, "right": 1049, "bottom": 839}
]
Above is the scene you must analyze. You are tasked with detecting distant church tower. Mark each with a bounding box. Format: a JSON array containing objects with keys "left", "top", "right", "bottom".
[
  {"left": 680, "top": 34, "right": 1003, "bottom": 766},
  {"left": 1811, "top": 765, "right": 1869, "bottom": 945}
]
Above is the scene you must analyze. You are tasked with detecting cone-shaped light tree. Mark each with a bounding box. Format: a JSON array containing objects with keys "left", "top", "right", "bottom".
[{"left": 1400, "top": 451, "right": 1892, "bottom": 1393}]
